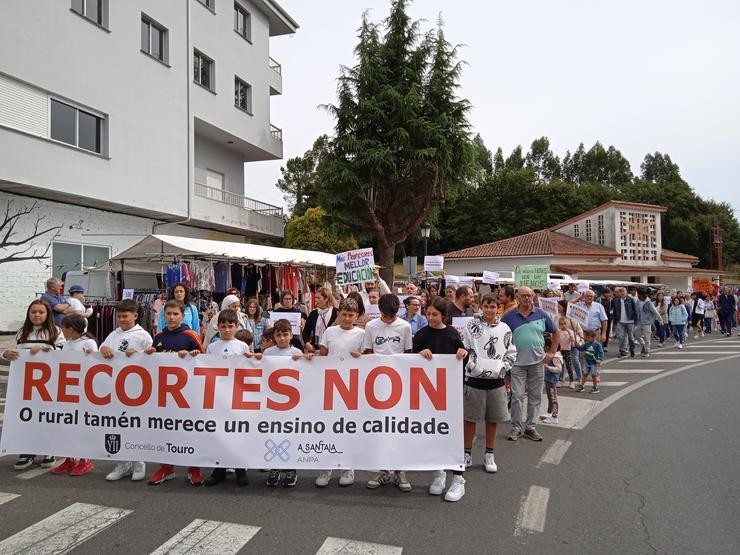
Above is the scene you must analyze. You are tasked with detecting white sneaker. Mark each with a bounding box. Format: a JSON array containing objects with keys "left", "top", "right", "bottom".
[
  {"left": 396, "top": 471, "right": 412, "bottom": 492},
  {"left": 338, "top": 469, "right": 355, "bottom": 486},
  {"left": 131, "top": 461, "right": 146, "bottom": 481},
  {"left": 677, "top": 343, "right": 683, "bottom": 349},
  {"left": 543, "top": 416, "right": 559, "bottom": 425},
  {"left": 367, "top": 471, "right": 396, "bottom": 489},
  {"left": 315, "top": 470, "right": 332, "bottom": 487},
  {"left": 484, "top": 452, "right": 498, "bottom": 473},
  {"left": 539, "top": 413, "right": 551, "bottom": 421},
  {"left": 464, "top": 452, "right": 472, "bottom": 468},
  {"left": 428, "top": 470, "right": 446, "bottom": 495},
  {"left": 106, "top": 462, "right": 133, "bottom": 481},
  {"left": 444, "top": 475, "right": 465, "bottom": 502}
]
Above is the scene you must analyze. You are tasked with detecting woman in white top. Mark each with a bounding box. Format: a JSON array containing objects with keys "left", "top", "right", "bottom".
[{"left": 204, "top": 294, "right": 247, "bottom": 345}]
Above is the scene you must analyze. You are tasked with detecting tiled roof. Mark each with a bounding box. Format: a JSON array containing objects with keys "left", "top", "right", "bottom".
[
  {"left": 660, "top": 249, "right": 699, "bottom": 263},
  {"left": 551, "top": 200, "right": 667, "bottom": 231},
  {"left": 550, "top": 263, "right": 721, "bottom": 275},
  {"left": 442, "top": 230, "right": 620, "bottom": 259}
]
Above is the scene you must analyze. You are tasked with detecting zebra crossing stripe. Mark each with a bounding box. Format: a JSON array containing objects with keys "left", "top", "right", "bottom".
[
  {"left": 316, "top": 537, "right": 403, "bottom": 555},
  {"left": 0, "top": 492, "right": 20, "bottom": 506},
  {"left": 150, "top": 519, "right": 261, "bottom": 555},
  {"left": 16, "top": 467, "right": 54, "bottom": 480},
  {"left": 0, "top": 502, "right": 132, "bottom": 554}
]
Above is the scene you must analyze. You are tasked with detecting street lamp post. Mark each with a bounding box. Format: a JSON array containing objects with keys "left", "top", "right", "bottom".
[{"left": 420, "top": 220, "right": 431, "bottom": 259}]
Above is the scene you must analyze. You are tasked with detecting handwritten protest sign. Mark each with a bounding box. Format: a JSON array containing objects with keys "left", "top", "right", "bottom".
[
  {"left": 538, "top": 297, "right": 560, "bottom": 318},
  {"left": 482, "top": 271, "right": 500, "bottom": 284},
  {"left": 566, "top": 302, "right": 589, "bottom": 328},
  {"left": 268, "top": 311, "right": 302, "bottom": 335},
  {"left": 424, "top": 256, "right": 444, "bottom": 272},
  {"left": 515, "top": 265, "right": 549, "bottom": 289},
  {"left": 0, "top": 352, "right": 463, "bottom": 471},
  {"left": 336, "top": 248, "right": 375, "bottom": 286}
]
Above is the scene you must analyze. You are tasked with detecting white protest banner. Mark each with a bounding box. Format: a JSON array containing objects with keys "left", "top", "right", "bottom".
[
  {"left": 538, "top": 297, "right": 560, "bottom": 318},
  {"left": 452, "top": 317, "right": 473, "bottom": 338},
  {"left": 0, "top": 352, "right": 463, "bottom": 471},
  {"left": 424, "top": 256, "right": 444, "bottom": 272},
  {"left": 336, "top": 248, "right": 375, "bottom": 286},
  {"left": 268, "top": 311, "right": 302, "bottom": 335},
  {"left": 482, "top": 271, "right": 500, "bottom": 285},
  {"left": 577, "top": 281, "right": 590, "bottom": 293},
  {"left": 566, "top": 302, "right": 589, "bottom": 328}
]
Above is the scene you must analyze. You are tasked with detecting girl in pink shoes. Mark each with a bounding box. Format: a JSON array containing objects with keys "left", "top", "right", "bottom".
[{"left": 51, "top": 313, "right": 97, "bottom": 477}]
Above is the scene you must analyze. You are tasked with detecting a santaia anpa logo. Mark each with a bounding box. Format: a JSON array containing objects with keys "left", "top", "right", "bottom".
[
  {"left": 264, "top": 439, "right": 291, "bottom": 463},
  {"left": 105, "top": 434, "right": 121, "bottom": 454}
]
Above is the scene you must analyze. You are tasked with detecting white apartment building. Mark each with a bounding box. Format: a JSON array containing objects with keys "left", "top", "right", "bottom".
[{"left": 0, "top": 0, "right": 298, "bottom": 329}]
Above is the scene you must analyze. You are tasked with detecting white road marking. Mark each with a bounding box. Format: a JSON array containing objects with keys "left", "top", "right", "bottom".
[
  {"left": 537, "top": 440, "right": 571, "bottom": 467},
  {"left": 600, "top": 369, "right": 663, "bottom": 374},
  {"left": 575, "top": 354, "right": 740, "bottom": 429},
  {"left": 316, "top": 536, "right": 403, "bottom": 555},
  {"left": 649, "top": 351, "right": 737, "bottom": 355},
  {"left": 593, "top": 381, "right": 628, "bottom": 386},
  {"left": 619, "top": 359, "right": 701, "bottom": 363},
  {"left": 514, "top": 486, "right": 550, "bottom": 535},
  {"left": 150, "top": 519, "right": 261, "bottom": 555},
  {"left": 0, "top": 492, "right": 20, "bottom": 506},
  {"left": 541, "top": 397, "right": 599, "bottom": 429},
  {"left": 0, "top": 502, "right": 132, "bottom": 554},
  {"left": 15, "top": 466, "right": 54, "bottom": 480}
]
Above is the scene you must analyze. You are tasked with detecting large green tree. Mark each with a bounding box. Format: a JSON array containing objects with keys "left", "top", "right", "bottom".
[
  {"left": 275, "top": 135, "right": 329, "bottom": 216},
  {"left": 284, "top": 207, "right": 358, "bottom": 252},
  {"left": 317, "top": 0, "right": 473, "bottom": 283}
]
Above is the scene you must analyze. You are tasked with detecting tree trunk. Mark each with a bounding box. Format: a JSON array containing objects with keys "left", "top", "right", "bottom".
[{"left": 377, "top": 241, "right": 396, "bottom": 289}]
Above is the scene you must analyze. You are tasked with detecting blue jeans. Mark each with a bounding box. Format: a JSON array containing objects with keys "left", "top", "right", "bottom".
[
  {"left": 570, "top": 347, "right": 582, "bottom": 379},
  {"left": 656, "top": 322, "right": 669, "bottom": 344},
  {"left": 618, "top": 322, "right": 635, "bottom": 354},
  {"left": 672, "top": 324, "right": 685, "bottom": 344},
  {"left": 704, "top": 318, "right": 713, "bottom": 333}
]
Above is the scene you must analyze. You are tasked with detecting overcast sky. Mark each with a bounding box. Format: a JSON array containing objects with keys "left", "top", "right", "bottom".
[{"left": 246, "top": 0, "right": 740, "bottom": 216}]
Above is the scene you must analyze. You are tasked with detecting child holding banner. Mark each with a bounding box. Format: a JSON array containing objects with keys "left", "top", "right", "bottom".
[
  {"left": 413, "top": 296, "right": 468, "bottom": 502},
  {"left": 145, "top": 300, "right": 207, "bottom": 486},
  {"left": 576, "top": 330, "right": 604, "bottom": 393},
  {"left": 51, "top": 313, "right": 98, "bottom": 476},
  {"left": 315, "top": 297, "right": 365, "bottom": 488},
  {"left": 363, "top": 294, "right": 413, "bottom": 492},
  {"left": 261, "top": 319, "right": 304, "bottom": 488},
  {"left": 100, "top": 299, "right": 153, "bottom": 482},
  {"left": 2, "top": 299, "right": 65, "bottom": 471}
]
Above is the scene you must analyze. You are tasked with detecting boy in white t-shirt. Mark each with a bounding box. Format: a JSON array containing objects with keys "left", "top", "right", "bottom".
[
  {"left": 362, "top": 294, "right": 413, "bottom": 492},
  {"left": 206, "top": 310, "right": 251, "bottom": 356},
  {"left": 315, "top": 298, "right": 365, "bottom": 488},
  {"left": 100, "top": 299, "right": 153, "bottom": 482}
]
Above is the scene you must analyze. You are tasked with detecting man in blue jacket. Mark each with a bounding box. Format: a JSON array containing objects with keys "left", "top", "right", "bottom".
[
  {"left": 612, "top": 286, "right": 637, "bottom": 358},
  {"left": 717, "top": 287, "right": 737, "bottom": 337}
]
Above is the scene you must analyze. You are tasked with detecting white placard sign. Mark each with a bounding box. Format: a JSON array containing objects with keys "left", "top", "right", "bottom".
[
  {"left": 538, "top": 297, "right": 560, "bottom": 318},
  {"left": 121, "top": 289, "right": 134, "bottom": 300},
  {"left": 482, "top": 271, "right": 500, "bottom": 284},
  {"left": 0, "top": 352, "right": 464, "bottom": 471},
  {"left": 365, "top": 303, "right": 381, "bottom": 319},
  {"left": 577, "top": 281, "right": 590, "bottom": 293},
  {"left": 444, "top": 275, "right": 460, "bottom": 288},
  {"left": 268, "top": 311, "right": 302, "bottom": 335},
  {"left": 336, "top": 248, "right": 375, "bottom": 286},
  {"left": 424, "top": 256, "right": 444, "bottom": 272},
  {"left": 451, "top": 316, "right": 473, "bottom": 338}
]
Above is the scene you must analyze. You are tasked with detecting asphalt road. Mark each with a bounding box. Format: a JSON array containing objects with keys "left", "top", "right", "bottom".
[{"left": 0, "top": 335, "right": 738, "bottom": 554}]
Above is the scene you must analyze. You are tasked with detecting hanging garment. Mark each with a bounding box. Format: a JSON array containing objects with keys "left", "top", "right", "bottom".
[{"left": 214, "top": 262, "right": 229, "bottom": 293}]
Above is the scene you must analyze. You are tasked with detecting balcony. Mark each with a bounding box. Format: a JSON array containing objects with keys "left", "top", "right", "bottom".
[
  {"left": 268, "top": 57, "right": 282, "bottom": 95},
  {"left": 195, "top": 181, "right": 283, "bottom": 217},
  {"left": 270, "top": 124, "right": 283, "bottom": 142}
]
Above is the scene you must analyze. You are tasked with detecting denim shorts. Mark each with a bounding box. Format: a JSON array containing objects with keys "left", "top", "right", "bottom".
[{"left": 583, "top": 360, "right": 600, "bottom": 376}]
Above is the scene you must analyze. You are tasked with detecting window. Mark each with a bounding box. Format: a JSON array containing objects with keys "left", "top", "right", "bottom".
[
  {"left": 141, "top": 15, "right": 169, "bottom": 64},
  {"left": 52, "top": 242, "right": 110, "bottom": 279},
  {"left": 573, "top": 224, "right": 580, "bottom": 238},
  {"left": 597, "top": 214, "right": 605, "bottom": 245},
  {"left": 234, "top": 77, "right": 252, "bottom": 113},
  {"left": 585, "top": 219, "right": 592, "bottom": 242},
  {"left": 71, "top": 0, "right": 107, "bottom": 27},
  {"left": 194, "top": 50, "right": 214, "bottom": 91},
  {"left": 234, "top": 3, "right": 251, "bottom": 41},
  {"left": 50, "top": 99, "right": 104, "bottom": 154},
  {"left": 206, "top": 169, "right": 224, "bottom": 190},
  {"left": 197, "top": 0, "right": 215, "bottom": 11}
]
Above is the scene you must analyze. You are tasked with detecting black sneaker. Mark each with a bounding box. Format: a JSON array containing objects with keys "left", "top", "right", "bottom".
[
  {"left": 618, "top": 352, "right": 627, "bottom": 358},
  {"left": 14, "top": 455, "right": 34, "bottom": 470},
  {"left": 281, "top": 470, "right": 298, "bottom": 487},
  {"left": 523, "top": 428, "right": 543, "bottom": 442},
  {"left": 205, "top": 468, "right": 226, "bottom": 486},
  {"left": 266, "top": 469, "right": 281, "bottom": 487},
  {"left": 575, "top": 384, "right": 585, "bottom": 392},
  {"left": 40, "top": 456, "right": 56, "bottom": 468},
  {"left": 630, "top": 352, "right": 635, "bottom": 358},
  {"left": 235, "top": 469, "right": 249, "bottom": 487},
  {"left": 590, "top": 387, "right": 600, "bottom": 394}
]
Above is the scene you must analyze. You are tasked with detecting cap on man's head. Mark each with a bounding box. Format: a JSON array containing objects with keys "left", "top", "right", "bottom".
[{"left": 69, "top": 285, "right": 84, "bottom": 293}]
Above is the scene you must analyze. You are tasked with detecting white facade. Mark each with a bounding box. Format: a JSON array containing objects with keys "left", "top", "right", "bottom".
[{"left": 0, "top": 0, "right": 298, "bottom": 330}]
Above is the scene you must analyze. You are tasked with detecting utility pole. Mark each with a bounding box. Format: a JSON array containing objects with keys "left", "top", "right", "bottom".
[{"left": 711, "top": 219, "right": 723, "bottom": 272}]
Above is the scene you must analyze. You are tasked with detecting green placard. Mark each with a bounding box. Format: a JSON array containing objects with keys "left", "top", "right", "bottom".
[{"left": 514, "top": 265, "right": 549, "bottom": 289}]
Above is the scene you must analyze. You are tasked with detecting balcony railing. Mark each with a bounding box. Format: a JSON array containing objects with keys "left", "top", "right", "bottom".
[
  {"left": 269, "top": 57, "right": 282, "bottom": 75},
  {"left": 194, "top": 182, "right": 283, "bottom": 217},
  {"left": 270, "top": 124, "right": 283, "bottom": 141}
]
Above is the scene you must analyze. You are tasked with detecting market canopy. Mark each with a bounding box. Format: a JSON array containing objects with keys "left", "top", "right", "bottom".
[{"left": 105, "top": 234, "right": 336, "bottom": 271}]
